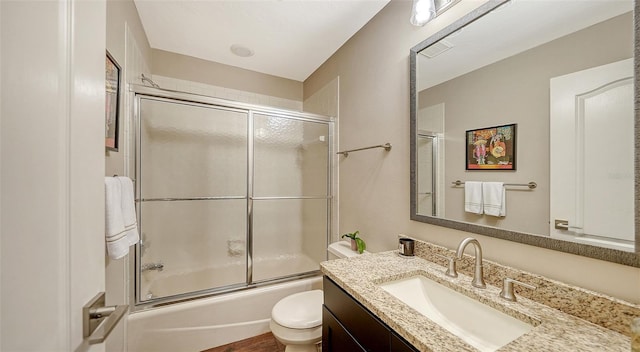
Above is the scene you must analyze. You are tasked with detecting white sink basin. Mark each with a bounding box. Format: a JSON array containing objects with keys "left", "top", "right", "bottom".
[{"left": 380, "top": 275, "right": 535, "bottom": 352}]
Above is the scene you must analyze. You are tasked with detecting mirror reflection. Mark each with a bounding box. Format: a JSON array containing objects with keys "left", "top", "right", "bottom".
[{"left": 412, "top": 0, "right": 635, "bottom": 252}]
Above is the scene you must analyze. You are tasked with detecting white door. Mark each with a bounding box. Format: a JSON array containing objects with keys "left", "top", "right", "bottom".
[
  {"left": 550, "top": 58, "right": 634, "bottom": 250},
  {"left": 1, "top": 1, "right": 122, "bottom": 351},
  {"left": 417, "top": 103, "right": 446, "bottom": 217}
]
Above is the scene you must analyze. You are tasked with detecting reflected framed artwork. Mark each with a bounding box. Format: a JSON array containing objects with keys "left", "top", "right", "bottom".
[
  {"left": 466, "top": 124, "right": 516, "bottom": 170},
  {"left": 105, "top": 51, "right": 121, "bottom": 151}
]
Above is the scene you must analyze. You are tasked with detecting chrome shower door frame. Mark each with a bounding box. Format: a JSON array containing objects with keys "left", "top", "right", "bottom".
[{"left": 129, "top": 84, "right": 334, "bottom": 311}]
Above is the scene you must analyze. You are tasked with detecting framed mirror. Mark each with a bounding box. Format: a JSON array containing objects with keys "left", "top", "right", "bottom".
[{"left": 410, "top": 0, "right": 639, "bottom": 267}]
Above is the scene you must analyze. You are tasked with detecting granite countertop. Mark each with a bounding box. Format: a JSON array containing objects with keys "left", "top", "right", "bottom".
[{"left": 320, "top": 250, "right": 631, "bottom": 352}]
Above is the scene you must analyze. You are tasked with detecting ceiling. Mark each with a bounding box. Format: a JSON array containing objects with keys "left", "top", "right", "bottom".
[
  {"left": 417, "top": 0, "right": 634, "bottom": 91},
  {"left": 134, "top": 0, "right": 390, "bottom": 82}
]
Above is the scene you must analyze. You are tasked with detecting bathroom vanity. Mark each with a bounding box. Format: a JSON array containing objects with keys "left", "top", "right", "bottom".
[
  {"left": 320, "top": 239, "right": 638, "bottom": 351},
  {"left": 323, "top": 276, "right": 417, "bottom": 351}
]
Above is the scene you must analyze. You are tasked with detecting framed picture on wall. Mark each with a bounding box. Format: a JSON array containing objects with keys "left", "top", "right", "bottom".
[
  {"left": 105, "top": 51, "right": 121, "bottom": 152},
  {"left": 466, "top": 124, "right": 516, "bottom": 170}
]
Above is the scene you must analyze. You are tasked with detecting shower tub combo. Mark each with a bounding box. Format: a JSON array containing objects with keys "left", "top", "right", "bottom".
[{"left": 127, "top": 85, "right": 333, "bottom": 351}]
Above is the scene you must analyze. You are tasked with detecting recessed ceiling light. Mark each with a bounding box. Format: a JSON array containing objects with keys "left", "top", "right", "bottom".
[{"left": 230, "top": 44, "right": 254, "bottom": 57}]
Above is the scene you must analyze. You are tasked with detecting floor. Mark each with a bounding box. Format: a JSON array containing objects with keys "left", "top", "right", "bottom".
[{"left": 202, "top": 332, "right": 286, "bottom": 352}]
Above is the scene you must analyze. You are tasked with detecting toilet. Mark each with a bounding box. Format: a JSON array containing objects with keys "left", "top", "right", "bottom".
[{"left": 269, "top": 241, "right": 365, "bottom": 352}]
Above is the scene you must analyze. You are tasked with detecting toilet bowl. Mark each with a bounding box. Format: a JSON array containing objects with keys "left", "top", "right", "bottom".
[
  {"left": 270, "top": 241, "right": 366, "bottom": 351},
  {"left": 270, "top": 290, "right": 323, "bottom": 352}
]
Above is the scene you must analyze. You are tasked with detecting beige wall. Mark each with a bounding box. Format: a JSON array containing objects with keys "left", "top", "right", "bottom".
[
  {"left": 303, "top": 0, "right": 640, "bottom": 303},
  {"left": 418, "top": 12, "right": 632, "bottom": 236},
  {"left": 106, "top": 0, "right": 152, "bottom": 176},
  {"left": 152, "top": 49, "right": 303, "bottom": 101}
]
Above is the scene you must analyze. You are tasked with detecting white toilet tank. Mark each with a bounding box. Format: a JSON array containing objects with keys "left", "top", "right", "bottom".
[{"left": 327, "top": 240, "right": 367, "bottom": 260}]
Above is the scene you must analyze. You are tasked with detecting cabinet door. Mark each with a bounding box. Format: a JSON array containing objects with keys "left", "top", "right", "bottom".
[
  {"left": 391, "top": 332, "right": 419, "bottom": 352},
  {"left": 323, "top": 277, "right": 391, "bottom": 351},
  {"left": 322, "top": 306, "right": 366, "bottom": 352}
]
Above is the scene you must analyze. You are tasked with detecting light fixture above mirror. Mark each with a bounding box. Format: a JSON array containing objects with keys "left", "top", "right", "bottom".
[{"left": 410, "top": 0, "right": 460, "bottom": 26}]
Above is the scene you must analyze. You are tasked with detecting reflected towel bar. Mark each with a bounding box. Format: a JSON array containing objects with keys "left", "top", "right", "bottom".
[
  {"left": 337, "top": 142, "right": 392, "bottom": 157},
  {"left": 452, "top": 180, "right": 537, "bottom": 189},
  {"left": 113, "top": 175, "right": 136, "bottom": 184}
]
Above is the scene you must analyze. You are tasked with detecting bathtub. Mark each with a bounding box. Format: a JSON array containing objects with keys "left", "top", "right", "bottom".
[{"left": 127, "top": 275, "right": 323, "bottom": 352}]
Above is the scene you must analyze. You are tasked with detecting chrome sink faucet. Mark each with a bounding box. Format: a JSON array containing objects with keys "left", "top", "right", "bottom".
[{"left": 456, "top": 237, "right": 486, "bottom": 288}]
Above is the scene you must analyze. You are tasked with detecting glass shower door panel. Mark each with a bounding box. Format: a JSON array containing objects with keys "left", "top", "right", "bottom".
[
  {"left": 253, "top": 114, "right": 329, "bottom": 197},
  {"left": 252, "top": 199, "right": 327, "bottom": 282},
  {"left": 139, "top": 98, "right": 248, "bottom": 199},
  {"left": 138, "top": 199, "right": 246, "bottom": 301}
]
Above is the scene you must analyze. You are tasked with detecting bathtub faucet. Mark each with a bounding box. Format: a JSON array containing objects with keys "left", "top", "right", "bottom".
[{"left": 141, "top": 262, "right": 164, "bottom": 272}]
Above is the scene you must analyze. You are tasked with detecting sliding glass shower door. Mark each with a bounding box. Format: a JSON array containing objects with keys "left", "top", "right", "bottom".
[
  {"left": 252, "top": 114, "right": 329, "bottom": 282},
  {"left": 138, "top": 97, "right": 249, "bottom": 300},
  {"left": 134, "top": 91, "right": 332, "bottom": 306}
]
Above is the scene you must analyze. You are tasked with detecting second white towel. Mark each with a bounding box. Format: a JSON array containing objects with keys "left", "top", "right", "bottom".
[
  {"left": 464, "top": 181, "right": 483, "bottom": 214},
  {"left": 482, "top": 182, "right": 506, "bottom": 217}
]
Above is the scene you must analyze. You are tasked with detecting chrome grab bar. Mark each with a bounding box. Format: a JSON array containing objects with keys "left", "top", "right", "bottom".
[{"left": 83, "top": 292, "right": 128, "bottom": 344}]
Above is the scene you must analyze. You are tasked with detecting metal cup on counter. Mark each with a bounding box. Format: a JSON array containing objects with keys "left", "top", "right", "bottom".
[{"left": 398, "top": 238, "right": 415, "bottom": 257}]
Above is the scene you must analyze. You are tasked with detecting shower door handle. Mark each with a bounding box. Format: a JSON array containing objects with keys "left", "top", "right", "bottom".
[{"left": 83, "top": 292, "right": 128, "bottom": 344}]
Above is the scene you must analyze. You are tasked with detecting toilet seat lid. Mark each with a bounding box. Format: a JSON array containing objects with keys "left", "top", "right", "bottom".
[{"left": 272, "top": 290, "right": 323, "bottom": 329}]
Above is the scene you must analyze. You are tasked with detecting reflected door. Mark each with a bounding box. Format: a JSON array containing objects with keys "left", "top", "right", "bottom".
[
  {"left": 550, "top": 58, "right": 634, "bottom": 250},
  {"left": 417, "top": 134, "right": 438, "bottom": 216}
]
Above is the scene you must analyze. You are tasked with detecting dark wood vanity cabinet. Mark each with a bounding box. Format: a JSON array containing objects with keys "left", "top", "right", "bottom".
[{"left": 322, "top": 276, "right": 419, "bottom": 352}]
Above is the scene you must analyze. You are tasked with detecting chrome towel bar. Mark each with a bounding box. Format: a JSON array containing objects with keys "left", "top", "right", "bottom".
[{"left": 337, "top": 142, "right": 392, "bottom": 157}]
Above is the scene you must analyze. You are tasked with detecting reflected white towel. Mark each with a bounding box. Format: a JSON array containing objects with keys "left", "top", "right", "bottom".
[
  {"left": 117, "top": 176, "right": 140, "bottom": 246},
  {"left": 464, "top": 181, "right": 483, "bottom": 214},
  {"left": 483, "top": 182, "right": 506, "bottom": 217}
]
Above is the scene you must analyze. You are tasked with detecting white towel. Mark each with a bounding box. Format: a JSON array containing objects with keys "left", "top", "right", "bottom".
[
  {"left": 105, "top": 176, "right": 139, "bottom": 259},
  {"left": 464, "top": 181, "right": 483, "bottom": 214},
  {"left": 117, "top": 176, "right": 140, "bottom": 246},
  {"left": 482, "top": 182, "right": 506, "bottom": 217}
]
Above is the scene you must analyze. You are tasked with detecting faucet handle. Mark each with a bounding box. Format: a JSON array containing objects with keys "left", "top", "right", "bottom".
[
  {"left": 499, "top": 278, "right": 536, "bottom": 302},
  {"left": 433, "top": 253, "right": 458, "bottom": 278}
]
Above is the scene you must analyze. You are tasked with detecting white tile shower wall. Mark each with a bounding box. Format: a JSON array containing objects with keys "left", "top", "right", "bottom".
[{"left": 151, "top": 75, "right": 304, "bottom": 111}]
